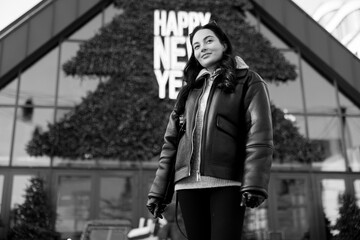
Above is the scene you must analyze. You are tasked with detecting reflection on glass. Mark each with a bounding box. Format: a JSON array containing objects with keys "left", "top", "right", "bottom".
[
  {"left": 56, "top": 176, "right": 91, "bottom": 233},
  {"left": 12, "top": 107, "right": 52, "bottom": 166},
  {"left": 58, "top": 42, "right": 100, "bottom": 107},
  {"left": 69, "top": 13, "right": 102, "bottom": 40},
  {"left": 320, "top": 179, "right": 345, "bottom": 236},
  {"left": 256, "top": 17, "right": 303, "bottom": 113},
  {"left": 308, "top": 116, "right": 345, "bottom": 171},
  {"left": 11, "top": 175, "right": 33, "bottom": 209},
  {"left": 344, "top": 117, "right": 360, "bottom": 171},
  {"left": 354, "top": 180, "right": 360, "bottom": 207},
  {"left": 19, "top": 48, "right": 57, "bottom": 106},
  {"left": 275, "top": 178, "right": 309, "bottom": 240},
  {"left": 243, "top": 203, "right": 268, "bottom": 240},
  {"left": 272, "top": 115, "right": 312, "bottom": 170},
  {"left": 0, "top": 79, "right": 18, "bottom": 104},
  {"left": 99, "top": 177, "right": 132, "bottom": 221},
  {"left": 302, "top": 60, "right": 337, "bottom": 114},
  {"left": 291, "top": 114, "right": 307, "bottom": 137},
  {"left": 0, "top": 107, "right": 14, "bottom": 166},
  {"left": 267, "top": 78, "right": 303, "bottom": 113}
]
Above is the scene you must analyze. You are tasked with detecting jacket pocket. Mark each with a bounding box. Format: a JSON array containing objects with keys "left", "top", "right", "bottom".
[
  {"left": 211, "top": 115, "right": 238, "bottom": 166},
  {"left": 216, "top": 115, "right": 237, "bottom": 138}
]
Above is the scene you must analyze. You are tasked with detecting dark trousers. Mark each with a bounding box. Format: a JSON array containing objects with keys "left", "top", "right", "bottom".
[{"left": 177, "top": 187, "right": 245, "bottom": 240}]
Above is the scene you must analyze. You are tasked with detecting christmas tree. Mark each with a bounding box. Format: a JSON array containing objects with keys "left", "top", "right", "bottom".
[
  {"left": 8, "top": 177, "right": 59, "bottom": 240},
  {"left": 25, "top": 0, "right": 323, "bottom": 164},
  {"left": 333, "top": 193, "right": 360, "bottom": 240}
]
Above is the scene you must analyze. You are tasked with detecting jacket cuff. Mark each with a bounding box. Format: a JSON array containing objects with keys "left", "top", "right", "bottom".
[
  {"left": 240, "top": 186, "right": 268, "bottom": 199},
  {"left": 148, "top": 192, "right": 163, "bottom": 199}
]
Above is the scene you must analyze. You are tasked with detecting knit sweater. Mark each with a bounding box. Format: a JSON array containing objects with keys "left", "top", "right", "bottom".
[{"left": 175, "top": 70, "right": 242, "bottom": 191}]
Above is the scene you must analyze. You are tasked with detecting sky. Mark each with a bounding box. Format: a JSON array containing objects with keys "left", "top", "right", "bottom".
[{"left": 0, "top": 0, "right": 42, "bottom": 31}]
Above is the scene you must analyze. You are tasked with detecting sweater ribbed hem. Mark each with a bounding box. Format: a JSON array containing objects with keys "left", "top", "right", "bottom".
[{"left": 175, "top": 175, "right": 242, "bottom": 191}]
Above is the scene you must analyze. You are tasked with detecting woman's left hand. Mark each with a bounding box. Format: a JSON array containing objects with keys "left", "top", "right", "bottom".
[
  {"left": 146, "top": 197, "right": 166, "bottom": 219},
  {"left": 241, "top": 191, "right": 265, "bottom": 208}
]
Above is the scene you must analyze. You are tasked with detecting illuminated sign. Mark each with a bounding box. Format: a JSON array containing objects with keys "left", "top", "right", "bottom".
[{"left": 153, "top": 10, "right": 211, "bottom": 99}]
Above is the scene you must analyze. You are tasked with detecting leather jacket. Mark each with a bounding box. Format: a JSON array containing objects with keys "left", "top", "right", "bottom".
[{"left": 149, "top": 68, "right": 273, "bottom": 200}]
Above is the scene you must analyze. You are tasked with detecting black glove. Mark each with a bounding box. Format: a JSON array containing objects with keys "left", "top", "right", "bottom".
[
  {"left": 146, "top": 197, "right": 166, "bottom": 219},
  {"left": 241, "top": 191, "right": 266, "bottom": 208}
]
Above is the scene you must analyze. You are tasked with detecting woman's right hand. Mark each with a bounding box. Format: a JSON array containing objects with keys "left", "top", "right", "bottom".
[{"left": 146, "top": 197, "right": 166, "bottom": 219}]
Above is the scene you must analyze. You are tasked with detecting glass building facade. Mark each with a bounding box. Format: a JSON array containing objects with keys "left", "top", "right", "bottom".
[
  {"left": 309, "top": 0, "right": 360, "bottom": 57},
  {"left": 0, "top": 1, "right": 359, "bottom": 239}
]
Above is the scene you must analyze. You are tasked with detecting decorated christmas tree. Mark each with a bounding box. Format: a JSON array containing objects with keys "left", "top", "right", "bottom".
[
  {"left": 8, "top": 177, "right": 59, "bottom": 240},
  {"left": 26, "top": 0, "right": 322, "bottom": 163}
]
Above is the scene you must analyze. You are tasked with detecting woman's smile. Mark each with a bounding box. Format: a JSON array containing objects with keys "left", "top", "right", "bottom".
[{"left": 201, "top": 53, "right": 211, "bottom": 59}]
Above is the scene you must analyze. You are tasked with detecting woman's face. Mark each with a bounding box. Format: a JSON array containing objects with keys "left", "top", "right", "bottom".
[{"left": 192, "top": 29, "right": 226, "bottom": 72}]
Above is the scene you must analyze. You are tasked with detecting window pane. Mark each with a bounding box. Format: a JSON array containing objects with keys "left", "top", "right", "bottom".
[
  {"left": 243, "top": 202, "right": 269, "bottom": 239},
  {"left": 345, "top": 117, "right": 360, "bottom": 171},
  {"left": 12, "top": 107, "right": 53, "bottom": 166},
  {"left": 0, "top": 175, "right": 3, "bottom": 214},
  {"left": 99, "top": 176, "right": 133, "bottom": 221},
  {"left": 355, "top": 180, "right": 360, "bottom": 207},
  {"left": 56, "top": 175, "right": 91, "bottom": 233},
  {"left": 291, "top": 114, "right": 307, "bottom": 136},
  {"left": 274, "top": 178, "right": 309, "bottom": 240},
  {"left": 11, "top": 175, "right": 34, "bottom": 209},
  {"left": 254, "top": 16, "right": 304, "bottom": 113},
  {"left": 308, "top": 116, "right": 345, "bottom": 171},
  {"left": 19, "top": 48, "right": 57, "bottom": 106},
  {"left": 104, "top": 3, "right": 124, "bottom": 25},
  {"left": 338, "top": 91, "right": 360, "bottom": 114},
  {"left": 273, "top": 115, "right": 312, "bottom": 170},
  {"left": 302, "top": 60, "right": 337, "bottom": 114},
  {"left": 58, "top": 42, "right": 100, "bottom": 107},
  {"left": 0, "top": 107, "right": 14, "bottom": 165},
  {"left": 267, "top": 56, "right": 303, "bottom": 112},
  {"left": 69, "top": 13, "right": 102, "bottom": 40},
  {"left": 0, "top": 78, "right": 18, "bottom": 104},
  {"left": 320, "top": 179, "right": 345, "bottom": 232}
]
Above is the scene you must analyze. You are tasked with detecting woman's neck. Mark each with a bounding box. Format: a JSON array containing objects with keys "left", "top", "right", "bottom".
[{"left": 206, "top": 67, "right": 218, "bottom": 75}]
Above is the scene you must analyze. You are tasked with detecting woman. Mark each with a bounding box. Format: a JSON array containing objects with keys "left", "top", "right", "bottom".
[{"left": 147, "top": 21, "right": 273, "bottom": 240}]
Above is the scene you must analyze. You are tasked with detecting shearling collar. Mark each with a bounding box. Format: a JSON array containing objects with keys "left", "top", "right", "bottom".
[{"left": 195, "top": 56, "right": 249, "bottom": 81}]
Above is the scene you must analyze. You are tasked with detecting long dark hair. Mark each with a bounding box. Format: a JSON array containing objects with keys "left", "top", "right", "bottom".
[{"left": 174, "top": 21, "right": 237, "bottom": 115}]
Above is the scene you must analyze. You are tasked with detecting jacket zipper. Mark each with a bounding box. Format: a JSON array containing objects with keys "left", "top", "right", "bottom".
[
  {"left": 198, "top": 75, "right": 217, "bottom": 179},
  {"left": 188, "top": 86, "right": 206, "bottom": 177}
]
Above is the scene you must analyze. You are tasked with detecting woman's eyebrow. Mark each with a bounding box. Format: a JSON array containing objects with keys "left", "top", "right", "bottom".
[
  {"left": 193, "top": 35, "right": 214, "bottom": 45},
  {"left": 204, "top": 35, "right": 214, "bottom": 40}
]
